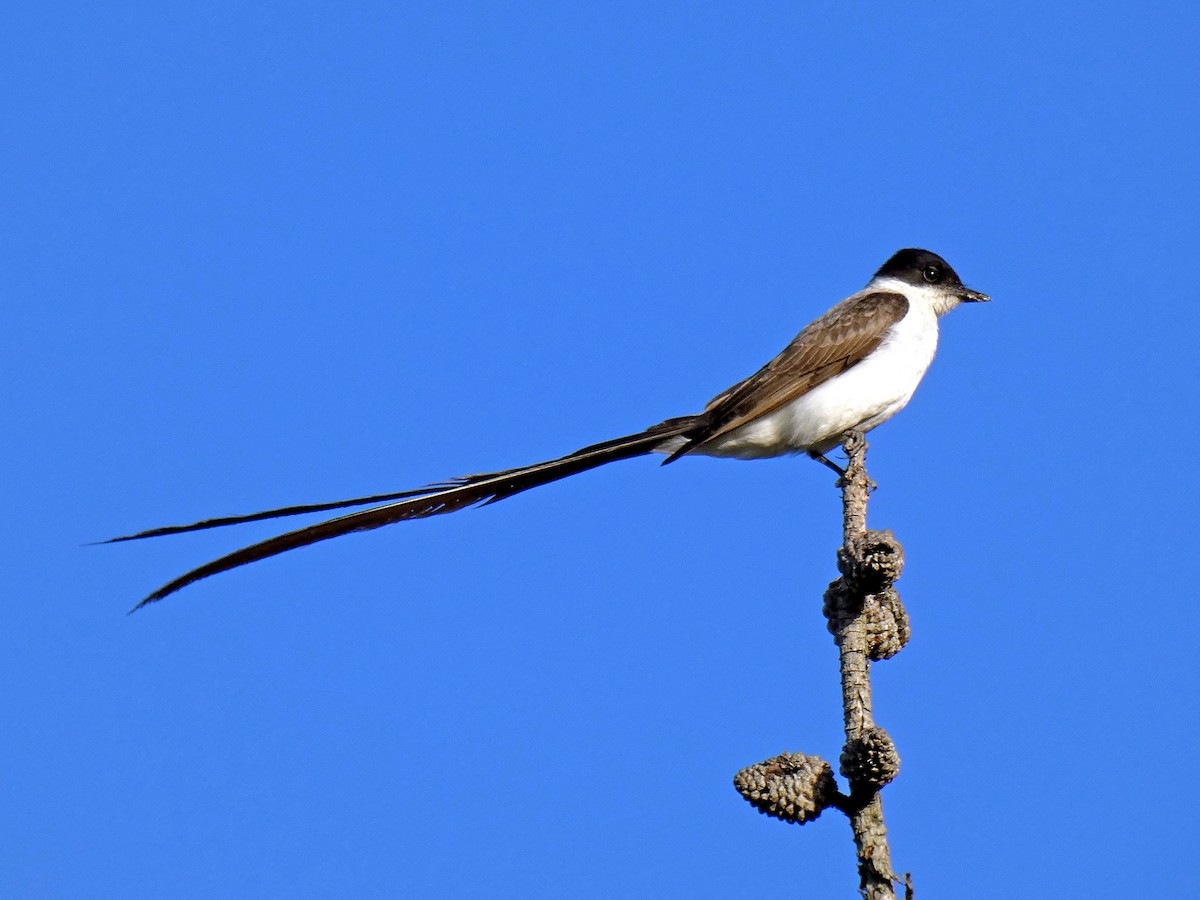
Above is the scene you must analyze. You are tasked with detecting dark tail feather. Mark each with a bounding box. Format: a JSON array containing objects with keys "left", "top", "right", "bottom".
[
  {"left": 127, "top": 416, "right": 704, "bottom": 612},
  {"left": 100, "top": 487, "right": 449, "bottom": 543}
]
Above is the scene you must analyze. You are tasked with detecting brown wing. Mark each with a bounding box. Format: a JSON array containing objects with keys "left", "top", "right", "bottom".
[{"left": 666, "top": 291, "right": 908, "bottom": 459}]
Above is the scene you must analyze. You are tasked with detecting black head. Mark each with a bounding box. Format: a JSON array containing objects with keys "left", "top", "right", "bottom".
[{"left": 873, "top": 248, "right": 989, "bottom": 301}]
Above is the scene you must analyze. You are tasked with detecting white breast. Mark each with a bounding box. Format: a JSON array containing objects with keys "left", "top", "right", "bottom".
[{"left": 696, "top": 301, "right": 941, "bottom": 459}]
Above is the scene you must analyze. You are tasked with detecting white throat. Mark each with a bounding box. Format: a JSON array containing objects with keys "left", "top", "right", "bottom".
[{"left": 870, "top": 276, "right": 963, "bottom": 317}]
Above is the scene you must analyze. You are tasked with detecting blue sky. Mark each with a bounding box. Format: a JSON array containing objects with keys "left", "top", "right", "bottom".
[{"left": 4, "top": 2, "right": 1199, "bottom": 897}]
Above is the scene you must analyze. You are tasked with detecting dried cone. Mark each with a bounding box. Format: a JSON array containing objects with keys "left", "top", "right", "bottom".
[
  {"left": 824, "top": 580, "right": 911, "bottom": 660},
  {"left": 839, "top": 726, "right": 901, "bottom": 789},
  {"left": 863, "top": 588, "right": 911, "bottom": 660},
  {"left": 823, "top": 576, "right": 858, "bottom": 635},
  {"left": 734, "top": 752, "right": 837, "bottom": 824},
  {"left": 838, "top": 530, "right": 904, "bottom": 594}
]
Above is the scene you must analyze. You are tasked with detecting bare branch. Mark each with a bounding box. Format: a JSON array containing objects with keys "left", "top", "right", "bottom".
[
  {"left": 833, "top": 431, "right": 902, "bottom": 899},
  {"left": 733, "top": 431, "right": 914, "bottom": 898}
]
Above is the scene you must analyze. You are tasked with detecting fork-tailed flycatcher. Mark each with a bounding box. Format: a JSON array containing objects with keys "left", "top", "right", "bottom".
[{"left": 110, "top": 248, "right": 989, "bottom": 610}]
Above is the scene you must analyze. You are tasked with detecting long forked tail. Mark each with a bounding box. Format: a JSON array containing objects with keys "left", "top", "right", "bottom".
[{"left": 120, "top": 415, "right": 705, "bottom": 611}]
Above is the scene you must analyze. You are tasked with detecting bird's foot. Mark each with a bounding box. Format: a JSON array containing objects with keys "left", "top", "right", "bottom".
[{"left": 812, "top": 449, "right": 877, "bottom": 492}]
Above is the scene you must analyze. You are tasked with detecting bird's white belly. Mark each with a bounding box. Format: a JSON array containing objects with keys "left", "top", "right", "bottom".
[{"left": 697, "top": 307, "right": 940, "bottom": 459}]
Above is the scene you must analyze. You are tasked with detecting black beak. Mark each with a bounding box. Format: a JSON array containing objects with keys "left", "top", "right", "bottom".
[{"left": 960, "top": 288, "right": 990, "bottom": 303}]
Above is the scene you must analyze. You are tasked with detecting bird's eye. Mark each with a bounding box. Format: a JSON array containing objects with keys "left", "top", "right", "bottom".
[{"left": 922, "top": 265, "right": 941, "bottom": 284}]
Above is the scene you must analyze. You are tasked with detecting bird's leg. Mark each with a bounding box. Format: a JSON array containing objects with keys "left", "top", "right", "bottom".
[{"left": 810, "top": 452, "right": 847, "bottom": 478}]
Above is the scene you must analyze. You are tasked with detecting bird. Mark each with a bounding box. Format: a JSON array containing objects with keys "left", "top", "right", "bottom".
[{"left": 109, "top": 248, "right": 989, "bottom": 610}]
